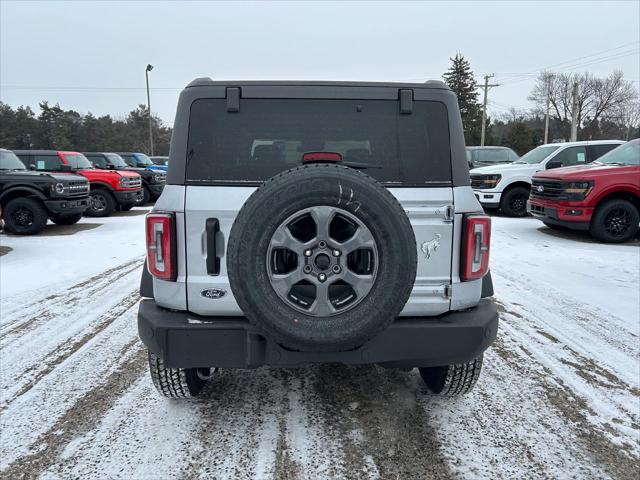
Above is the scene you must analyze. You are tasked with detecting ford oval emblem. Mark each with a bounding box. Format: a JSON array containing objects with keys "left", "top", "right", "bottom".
[{"left": 201, "top": 288, "right": 226, "bottom": 299}]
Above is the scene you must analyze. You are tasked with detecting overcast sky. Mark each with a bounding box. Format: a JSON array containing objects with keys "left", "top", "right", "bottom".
[{"left": 1, "top": 1, "right": 638, "bottom": 125}]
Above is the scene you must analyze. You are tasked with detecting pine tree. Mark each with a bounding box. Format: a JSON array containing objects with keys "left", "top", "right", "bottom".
[{"left": 443, "top": 54, "right": 483, "bottom": 145}]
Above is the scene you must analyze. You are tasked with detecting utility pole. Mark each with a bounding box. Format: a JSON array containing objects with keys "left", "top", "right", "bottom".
[
  {"left": 543, "top": 73, "right": 553, "bottom": 144},
  {"left": 145, "top": 64, "right": 154, "bottom": 156},
  {"left": 480, "top": 74, "right": 500, "bottom": 146},
  {"left": 570, "top": 81, "right": 579, "bottom": 142}
]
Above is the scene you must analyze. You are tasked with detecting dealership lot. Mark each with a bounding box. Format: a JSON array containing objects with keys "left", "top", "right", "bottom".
[{"left": 0, "top": 212, "right": 638, "bottom": 479}]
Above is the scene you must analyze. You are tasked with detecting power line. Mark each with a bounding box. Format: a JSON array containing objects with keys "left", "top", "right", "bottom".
[{"left": 498, "top": 48, "right": 639, "bottom": 86}]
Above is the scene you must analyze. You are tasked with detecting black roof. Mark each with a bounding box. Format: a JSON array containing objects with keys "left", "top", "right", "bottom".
[{"left": 185, "top": 78, "right": 449, "bottom": 90}]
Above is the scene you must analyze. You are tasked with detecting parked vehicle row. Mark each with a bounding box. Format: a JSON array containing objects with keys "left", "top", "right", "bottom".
[
  {"left": 0, "top": 149, "right": 166, "bottom": 234},
  {"left": 466, "top": 146, "right": 519, "bottom": 169},
  {"left": 470, "top": 140, "right": 624, "bottom": 216},
  {"left": 0, "top": 148, "right": 90, "bottom": 234},
  {"left": 528, "top": 139, "right": 640, "bottom": 243},
  {"left": 84, "top": 152, "right": 166, "bottom": 206}
]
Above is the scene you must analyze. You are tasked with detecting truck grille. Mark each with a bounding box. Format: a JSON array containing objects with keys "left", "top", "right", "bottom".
[
  {"left": 66, "top": 180, "right": 90, "bottom": 196},
  {"left": 121, "top": 176, "right": 142, "bottom": 188},
  {"left": 530, "top": 179, "right": 565, "bottom": 199}
]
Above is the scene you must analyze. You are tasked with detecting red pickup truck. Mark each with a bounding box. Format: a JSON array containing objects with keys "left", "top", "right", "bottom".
[
  {"left": 14, "top": 150, "right": 142, "bottom": 217},
  {"left": 528, "top": 139, "right": 640, "bottom": 243}
]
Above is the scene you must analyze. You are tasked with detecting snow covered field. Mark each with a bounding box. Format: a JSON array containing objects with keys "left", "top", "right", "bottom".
[{"left": 0, "top": 210, "right": 638, "bottom": 479}]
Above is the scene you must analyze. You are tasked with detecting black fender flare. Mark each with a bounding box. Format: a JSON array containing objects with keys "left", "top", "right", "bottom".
[{"left": 0, "top": 186, "right": 47, "bottom": 203}]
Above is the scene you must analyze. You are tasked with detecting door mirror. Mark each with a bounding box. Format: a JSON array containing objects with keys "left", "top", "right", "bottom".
[
  {"left": 60, "top": 164, "right": 73, "bottom": 172},
  {"left": 546, "top": 160, "right": 563, "bottom": 169},
  {"left": 29, "top": 164, "right": 36, "bottom": 171}
]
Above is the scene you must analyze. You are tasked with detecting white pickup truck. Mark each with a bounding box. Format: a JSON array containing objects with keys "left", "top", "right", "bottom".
[{"left": 470, "top": 140, "right": 624, "bottom": 216}]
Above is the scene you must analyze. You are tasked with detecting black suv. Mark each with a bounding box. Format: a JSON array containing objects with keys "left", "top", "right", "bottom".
[
  {"left": 84, "top": 152, "right": 166, "bottom": 205},
  {"left": 0, "top": 148, "right": 90, "bottom": 234}
]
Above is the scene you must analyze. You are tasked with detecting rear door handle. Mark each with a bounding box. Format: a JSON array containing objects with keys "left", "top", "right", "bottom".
[{"left": 205, "top": 218, "right": 220, "bottom": 275}]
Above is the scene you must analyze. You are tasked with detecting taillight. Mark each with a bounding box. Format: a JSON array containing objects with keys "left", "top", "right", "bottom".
[
  {"left": 461, "top": 214, "right": 491, "bottom": 281},
  {"left": 146, "top": 212, "right": 176, "bottom": 281}
]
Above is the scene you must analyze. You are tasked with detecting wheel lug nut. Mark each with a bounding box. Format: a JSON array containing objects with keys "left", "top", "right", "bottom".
[
  {"left": 303, "top": 265, "right": 312, "bottom": 273},
  {"left": 318, "top": 241, "right": 327, "bottom": 249},
  {"left": 318, "top": 273, "right": 326, "bottom": 282},
  {"left": 332, "top": 249, "right": 341, "bottom": 257},
  {"left": 304, "top": 249, "right": 312, "bottom": 257},
  {"left": 332, "top": 265, "right": 341, "bottom": 273}
]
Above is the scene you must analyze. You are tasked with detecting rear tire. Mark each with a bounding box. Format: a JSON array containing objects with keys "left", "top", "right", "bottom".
[
  {"left": 589, "top": 199, "right": 639, "bottom": 243},
  {"left": 148, "top": 351, "right": 211, "bottom": 399},
  {"left": 419, "top": 355, "right": 483, "bottom": 395},
  {"left": 51, "top": 213, "right": 83, "bottom": 225},
  {"left": 86, "top": 190, "right": 115, "bottom": 217},
  {"left": 3, "top": 197, "right": 48, "bottom": 235},
  {"left": 500, "top": 186, "right": 529, "bottom": 217}
]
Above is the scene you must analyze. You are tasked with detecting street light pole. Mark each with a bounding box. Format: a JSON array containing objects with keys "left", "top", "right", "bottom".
[{"left": 145, "top": 64, "right": 154, "bottom": 156}]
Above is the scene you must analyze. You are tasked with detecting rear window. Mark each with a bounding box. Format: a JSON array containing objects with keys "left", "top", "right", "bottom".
[{"left": 186, "top": 98, "right": 451, "bottom": 186}]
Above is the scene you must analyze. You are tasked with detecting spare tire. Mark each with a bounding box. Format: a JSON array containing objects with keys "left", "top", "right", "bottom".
[{"left": 227, "top": 164, "right": 417, "bottom": 352}]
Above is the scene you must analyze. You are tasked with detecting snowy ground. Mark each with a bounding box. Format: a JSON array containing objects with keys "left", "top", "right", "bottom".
[{"left": 0, "top": 210, "right": 638, "bottom": 480}]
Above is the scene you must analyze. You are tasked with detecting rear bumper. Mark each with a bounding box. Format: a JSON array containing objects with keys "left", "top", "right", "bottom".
[
  {"left": 44, "top": 197, "right": 90, "bottom": 215},
  {"left": 527, "top": 198, "right": 592, "bottom": 230},
  {"left": 113, "top": 189, "right": 141, "bottom": 204},
  {"left": 137, "top": 298, "right": 499, "bottom": 369}
]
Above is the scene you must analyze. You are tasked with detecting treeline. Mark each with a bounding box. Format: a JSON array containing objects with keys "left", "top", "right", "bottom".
[
  {"left": 0, "top": 101, "right": 171, "bottom": 155},
  {"left": 442, "top": 55, "right": 639, "bottom": 155}
]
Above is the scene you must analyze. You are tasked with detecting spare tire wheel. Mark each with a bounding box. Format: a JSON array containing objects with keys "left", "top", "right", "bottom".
[{"left": 227, "top": 164, "right": 417, "bottom": 352}]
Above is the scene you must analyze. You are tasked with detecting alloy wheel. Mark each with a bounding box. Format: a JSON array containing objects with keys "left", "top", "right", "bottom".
[
  {"left": 267, "top": 206, "right": 378, "bottom": 317},
  {"left": 604, "top": 207, "right": 632, "bottom": 237}
]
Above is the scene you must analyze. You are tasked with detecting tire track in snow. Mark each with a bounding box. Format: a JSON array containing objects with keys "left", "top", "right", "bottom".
[
  {"left": 0, "top": 256, "right": 143, "bottom": 338},
  {"left": 493, "top": 266, "right": 638, "bottom": 371},
  {"left": 490, "top": 332, "right": 639, "bottom": 480},
  {"left": 0, "top": 265, "right": 142, "bottom": 406},
  {"left": 0, "top": 289, "right": 140, "bottom": 410},
  {"left": 494, "top": 297, "right": 640, "bottom": 458},
  {"left": 312, "top": 364, "right": 454, "bottom": 480},
  {"left": 0, "top": 302, "right": 142, "bottom": 468},
  {"left": 0, "top": 344, "right": 146, "bottom": 480}
]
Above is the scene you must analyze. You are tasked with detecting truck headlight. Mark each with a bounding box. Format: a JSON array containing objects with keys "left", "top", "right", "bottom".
[
  {"left": 153, "top": 174, "right": 166, "bottom": 183},
  {"left": 480, "top": 174, "right": 501, "bottom": 188},
  {"left": 564, "top": 181, "right": 593, "bottom": 200},
  {"left": 52, "top": 183, "right": 65, "bottom": 194}
]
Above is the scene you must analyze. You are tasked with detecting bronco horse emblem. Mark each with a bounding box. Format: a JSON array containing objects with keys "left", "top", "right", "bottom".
[{"left": 421, "top": 234, "right": 442, "bottom": 260}]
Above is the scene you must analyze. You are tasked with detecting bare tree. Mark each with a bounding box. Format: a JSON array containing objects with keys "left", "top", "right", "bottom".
[{"left": 528, "top": 70, "right": 637, "bottom": 139}]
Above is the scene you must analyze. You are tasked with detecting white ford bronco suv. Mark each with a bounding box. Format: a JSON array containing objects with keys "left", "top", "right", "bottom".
[
  {"left": 138, "top": 79, "right": 498, "bottom": 398},
  {"left": 470, "top": 140, "right": 624, "bottom": 216}
]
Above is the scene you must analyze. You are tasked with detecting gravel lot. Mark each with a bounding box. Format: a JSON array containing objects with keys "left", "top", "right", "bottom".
[{"left": 1, "top": 210, "right": 638, "bottom": 480}]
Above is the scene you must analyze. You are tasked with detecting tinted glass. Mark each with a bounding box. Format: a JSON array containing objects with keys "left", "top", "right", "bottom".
[
  {"left": 551, "top": 146, "right": 587, "bottom": 167},
  {"left": 0, "top": 150, "right": 26, "bottom": 170},
  {"left": 588, "top": 144, "right": 619, "bottom": 161},
  {"left": 186, "top": 98, "right": 451, "bottom": 185},
  {"left": 118, "top": 153, "right": 136, "bottom": 166},
  {"left": 508, "top": 149, "right": 519, "bottom": 161},
  {"left": 134, "top": 153, "right": 154, "bottom": 166},
  {"left": 477, "top": 149, "right": 509, "bottom": 163},
  {"left": 106, "top": 153, "right": 129, "bottom": 167},
  {"left": 595, "top": 140, "right": 640, "bottom": 166},
  {"left": 517, "top": 145, "right": 561, "bottom": 164},
  {"left": 33, "top": 155, "right": 63, "bottom": 170},
  {"left": 86, "top": 154, "right": 107, "bottom": 168},
  {"left": 65, "top": 153, "right": 93, "bottom": 169}
]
